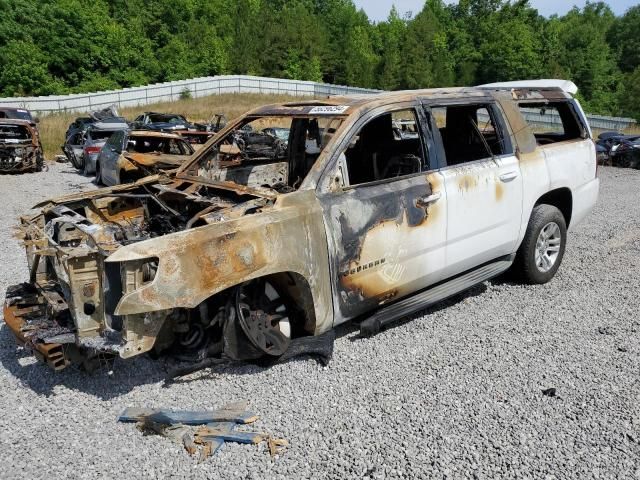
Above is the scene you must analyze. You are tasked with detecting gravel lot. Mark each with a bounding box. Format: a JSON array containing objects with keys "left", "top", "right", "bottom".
[{"left": 0, "top": 163, "right": 638, "bottom": 479}]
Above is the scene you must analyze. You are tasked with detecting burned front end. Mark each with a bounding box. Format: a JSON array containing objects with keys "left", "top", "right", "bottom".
[
  {"left": 3, "top": 174, "right": 289, "bottom": 370},
  {"left": 4, "top": 108, "right": 342, "bottom": 371},
  {"left": 4, "top": 104, "right": 347, "bottom": 372},
  {"left": 0, "top": 121, "right": 44, "bottom": 173}
]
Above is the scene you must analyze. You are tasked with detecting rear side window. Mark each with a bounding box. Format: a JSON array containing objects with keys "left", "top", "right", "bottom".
[
  {"left": 517, "top": 101, "right": 586, "bottom": 145},
  {"left": 431, "top": 103, "right": 512, "bottom": 167}
]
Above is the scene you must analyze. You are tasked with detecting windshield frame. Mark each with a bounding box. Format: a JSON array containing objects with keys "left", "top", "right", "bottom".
[
  {"left": 0, "top": 123, "right": 33, "bottom": 142},
  {"left": 176, "top": 112, "right": 350, "bottom": 188}
]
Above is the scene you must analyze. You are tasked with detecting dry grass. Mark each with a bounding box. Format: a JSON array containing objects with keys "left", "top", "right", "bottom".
[{"left": 39, "top": 93, "right": 300, "bottom": 160}]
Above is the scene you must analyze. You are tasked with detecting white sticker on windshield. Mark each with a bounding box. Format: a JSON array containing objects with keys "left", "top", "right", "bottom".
[{"left": 308, "top": 106, "right": 349, "bottom": 114}]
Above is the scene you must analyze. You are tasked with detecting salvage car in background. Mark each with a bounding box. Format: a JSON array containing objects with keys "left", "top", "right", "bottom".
[
  {"left": 131, "top": 112, "right": 195, "bottom": 131},
  {"left": 96, "top": 130, "right": 194, "bottom": 186},
  {"left": 132, "top": 112, "right": 227, "bottom": 145},
  {"left": 0, "top": 120, "right": 44, "bottom": 173},
  {"left": 595, "top": 131, "right": 640, "bottom": 169},
  {"left": 4, "top": 80, "right": 599, "bottom": 371},
  {"left": 262, "top": 127, "right": 290, "bottom": 143},
  {"left": 0, "top": 107, "right": 39, "bottom": 125},
  {"left": 63, "top": 108, "right": 129, "bottom": 174}
]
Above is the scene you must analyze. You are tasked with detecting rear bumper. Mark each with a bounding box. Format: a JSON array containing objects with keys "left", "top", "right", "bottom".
[{"left": 570, "top": 177, "right": 599, "bottom": 229}]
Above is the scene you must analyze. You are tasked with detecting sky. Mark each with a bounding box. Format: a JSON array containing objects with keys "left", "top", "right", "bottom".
[{"left": 352, "top": 0, "right": 638, "bottom": 20}]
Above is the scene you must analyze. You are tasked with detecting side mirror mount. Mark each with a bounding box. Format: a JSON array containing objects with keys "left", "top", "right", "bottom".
[{"left": 34, "top": 117, "right": 40, "bottom": 124}]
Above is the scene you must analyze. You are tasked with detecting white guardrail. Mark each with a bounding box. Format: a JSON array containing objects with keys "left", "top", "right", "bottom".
[
  {"left": 0, "top": 75, "right": 380, "bottom": 115},
  {"left": 0, "top": 74, "right": 635, "bottom": 131}
]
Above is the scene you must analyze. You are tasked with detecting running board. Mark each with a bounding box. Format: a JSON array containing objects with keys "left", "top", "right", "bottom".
[{"left": 359, "top": 256, "right": 514, "bottom": 337}]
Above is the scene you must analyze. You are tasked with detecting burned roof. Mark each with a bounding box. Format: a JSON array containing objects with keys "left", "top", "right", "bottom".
[{"left": 249, "top": 82, "right": 574, "bottom": 117}]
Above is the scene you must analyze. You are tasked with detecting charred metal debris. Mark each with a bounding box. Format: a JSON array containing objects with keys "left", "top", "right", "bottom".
[
  {"left": 5, "top": 177, "right": 277, "bottom": 368},
  {"left": 596, "top": 131, "right": 640, "bottom": 169},
  {"left": 118, "top": 402, "right": 288, "bottom": 461},
  {"left": 0, "top": 120, "right": 44, "bottom": 173}
]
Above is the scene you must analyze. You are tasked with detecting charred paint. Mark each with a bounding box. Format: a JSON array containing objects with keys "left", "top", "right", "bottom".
[
  {"left": 320, "top": 174, "right": 439, "bottom": 319},
  {"left": 495, "top": 180, "right": 504, "bottom": 201},
  {"left": 457, "top": 174, "right": 478, "bottom": 193}
]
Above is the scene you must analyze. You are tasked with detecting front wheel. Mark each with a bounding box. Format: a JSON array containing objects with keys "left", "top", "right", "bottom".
[{"left": 512, "top": 204, "right": 567, "bottom": 284}]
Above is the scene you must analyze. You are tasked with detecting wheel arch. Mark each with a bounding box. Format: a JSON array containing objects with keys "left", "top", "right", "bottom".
[
  {"left": 263, "top": 271, "right": 317, "bottom": 336},
  {"left": 193, "top": 271, "right": 318, "bottom": 337},
  {"left": 534, "top": 187, "right": 573, "bottom": 227}
]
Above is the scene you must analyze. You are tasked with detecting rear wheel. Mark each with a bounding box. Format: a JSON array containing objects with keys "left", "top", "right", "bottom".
[
  {"left": 83, "top": 157, "right": 93, "bottom": 176},
  {"left": 95, "top": 161, "right": 103, "bottom": 185},
  {"left": 512, "top": 204, "right": 567, "bottom": 284}
]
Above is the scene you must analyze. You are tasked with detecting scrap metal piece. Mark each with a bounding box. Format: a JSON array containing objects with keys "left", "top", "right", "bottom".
[
  {"left": 120, "top": 404, "right": 287, "bottom": 460},
  {"left": 195, "top": 426, "right": 267, "bottom": 445},
  {"left": 119, "top": 402, "right": 258, "bottom": 425},
  {"left": 3, "top": 297, "right": 71, "bottom": 371},
  {"left": 196, "top": 437, "right": 224, "bottom": 463},
  {"left": 137, "top": 418, "right": 197, "bottom": 455},
  {"left": 267, "top": 437, "right": 289, "bottom": 457}
]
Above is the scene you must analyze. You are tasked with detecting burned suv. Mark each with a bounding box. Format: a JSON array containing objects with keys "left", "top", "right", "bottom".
[
  {"left": 0, "top": 120, "right": 44, "bottom": 173},
  {"left": 4, "top": 80, "right": 599, "bottom": 370}
]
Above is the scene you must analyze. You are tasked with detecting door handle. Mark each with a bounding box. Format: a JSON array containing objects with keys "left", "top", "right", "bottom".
[
  {"left": 499, "top": 171, "right": 519, "bottom": 182},
  {"left": 415, "top": 191, "right": 441, "bottom": 208}
]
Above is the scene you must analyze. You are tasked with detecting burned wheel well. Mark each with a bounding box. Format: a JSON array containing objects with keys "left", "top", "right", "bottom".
[
  {"left": 535, "top": 188, "right": 572, "bottom": 227},
  {"left": 262, "top": 272, "right": 317, "bottom": 336},
  {"left": 193, "top": 272, "right": 316, "bottom": 338}
]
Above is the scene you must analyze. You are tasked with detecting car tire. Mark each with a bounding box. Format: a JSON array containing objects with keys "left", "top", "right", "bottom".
[
  {"left": 83, "top": 157, "right": 92, "bottom": 176},
  {"left": 68, "top": 151, "right": 81, "bottom": 170},
  {"left": 512, "top": 204, "right": 567, "bottom": 284},
  {"left": 95, "top": 161, "right": 103, "bottom": 185},
  {"left": 34, "top": 153, "right": 44, "bottom": 172}
]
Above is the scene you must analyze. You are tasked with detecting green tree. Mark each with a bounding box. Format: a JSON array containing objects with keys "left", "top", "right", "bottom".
[
  {"left": 377, "top": 6, "right": 406, "bottom": 90},
  {"left": 608, "top": 5, "right": 640, "bottom": 73},
  {"left": 554, "top": 2, "right": 620, "bottom": 114},
  {"left": 619, "top": 67, "right": 640, "bottom": 121},
  {"left": 401, "top": 1, "right": 453, "bottom": 89},
  {"left": 0, "top": 39, "right": 64, "bottom": 95}
]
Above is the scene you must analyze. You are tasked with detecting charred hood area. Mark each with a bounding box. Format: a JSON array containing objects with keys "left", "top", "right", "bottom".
[
  {"left": 6, "top": 176, "right": 276, "bottom": 369},
  {"left": 34, "top": 178, "right": 271, "bottom": 248}
]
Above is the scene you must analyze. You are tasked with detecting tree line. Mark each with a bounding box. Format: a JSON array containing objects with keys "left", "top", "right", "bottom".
[{"left": 0, "top": 0, "right": 638, "bottom": 120}]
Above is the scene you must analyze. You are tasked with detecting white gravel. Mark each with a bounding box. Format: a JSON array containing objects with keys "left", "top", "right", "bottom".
[{"left": 0, "top": 163, "right": 639, "bottom": 479}]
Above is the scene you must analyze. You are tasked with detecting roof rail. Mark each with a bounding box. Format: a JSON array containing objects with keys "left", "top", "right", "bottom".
[{"left": 477, "top": 79, "right": 578, "bottom": 95}]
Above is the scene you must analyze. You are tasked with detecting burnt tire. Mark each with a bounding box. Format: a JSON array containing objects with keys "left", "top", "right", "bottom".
[
  {"left": 512, "top": 204, "right": 567, "bottom": 284},
  {"left": 34, "top": 153, "right": 44, "bottom": 172}
]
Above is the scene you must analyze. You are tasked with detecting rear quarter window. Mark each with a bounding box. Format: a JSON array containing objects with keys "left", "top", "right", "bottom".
[{"left": 517, "top": 101, "right": 587, "bottom": 146}]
